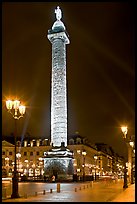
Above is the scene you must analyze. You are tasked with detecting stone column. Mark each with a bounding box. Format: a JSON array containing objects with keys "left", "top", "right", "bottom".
[{"left": 47, "top": 7, "right": 70, "bottom": 147}]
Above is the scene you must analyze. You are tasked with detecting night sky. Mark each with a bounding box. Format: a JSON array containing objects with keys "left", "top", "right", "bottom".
[{"left": 2, "top": 2, "right": 135, "bottom": 159}]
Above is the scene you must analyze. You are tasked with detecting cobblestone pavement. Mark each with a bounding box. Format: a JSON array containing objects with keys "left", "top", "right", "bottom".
[
  {"left": 2, "top": 180, "right": 135, "bottom": 202},
  {"left": 110, "top": 183, "right": 135, "bottom": 202}
]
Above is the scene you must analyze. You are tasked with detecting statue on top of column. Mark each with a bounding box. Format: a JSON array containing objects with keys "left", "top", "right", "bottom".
[
  {"left": 51, "top": 6, "right": 66, "bottom": 31},
  {"left": 55, "top": 6, "right": 62, "bottom": 21}
]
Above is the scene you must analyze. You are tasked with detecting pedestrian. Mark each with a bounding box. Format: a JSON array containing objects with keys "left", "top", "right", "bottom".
[{"left": 51, "top": 175, "right": 55, "bottom": 182}]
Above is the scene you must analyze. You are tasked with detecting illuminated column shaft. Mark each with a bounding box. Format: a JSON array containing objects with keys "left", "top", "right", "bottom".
[{"left": 48, "top": 31, "right": 69, "bottom": 147}]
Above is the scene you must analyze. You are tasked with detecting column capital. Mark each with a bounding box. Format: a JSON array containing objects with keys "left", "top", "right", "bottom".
[{"left": 47, "top": 31, "right": 70, "bottom": 44}]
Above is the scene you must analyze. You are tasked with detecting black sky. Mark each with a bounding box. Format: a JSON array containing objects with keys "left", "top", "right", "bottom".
[{"left": 2, "top": 2, "right": 135, "bottom": 158}]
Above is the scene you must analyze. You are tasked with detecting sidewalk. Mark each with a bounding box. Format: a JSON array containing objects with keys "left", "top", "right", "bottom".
[{"left": 110, "top": 183, "right": 135, "bottom": 202}]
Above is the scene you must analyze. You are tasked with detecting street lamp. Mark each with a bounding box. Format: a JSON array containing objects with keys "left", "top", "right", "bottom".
[
  {"left": 6, "top": 99, "right": 26, "bottom": 198},
  {"left": 121, "top": 126, "right": 134, "bottom": 188},
  {"left": 82, "top": 150, "right": 87, "bottom": 182},
  {"left": 94, "top": 155, "right": 98, "bottom": 181},
  {"left": 121, "top": 126, "right": 128, "bottom": 188},
  {"left": 129, "top": 140, "right": 135, "bottom": 184}
]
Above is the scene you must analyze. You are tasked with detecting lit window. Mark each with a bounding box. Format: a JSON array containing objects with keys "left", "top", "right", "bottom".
[{"left": 77, "top": 150, "right": 81, "bottom": 154}]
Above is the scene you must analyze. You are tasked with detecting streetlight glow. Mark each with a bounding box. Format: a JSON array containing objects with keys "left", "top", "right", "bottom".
[
  {"left": 129, "top": 141, "right": 134, "bottom": 148},
  {"left": 121, "top": 126, "right": 128, "bottom": 138},
  {"left": 94, "top": 155, "right": 98, "bottom": 160},
  {"left": 13, "top": 100, "right": 20, "bottom": 109},
  {"left": 6, "top": 99, "right": 26, "bottom": 120},
  {"left": 82, "top": 150, "right": 87, "bottom": 156},
  {"left": 19, "top": 105, "right": 26, "bottom": 115},
  {"left": 6, "top": 100, "right": 13, "bottom": 110}
]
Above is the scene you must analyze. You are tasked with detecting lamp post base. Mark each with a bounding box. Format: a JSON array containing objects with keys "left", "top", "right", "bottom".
[
  {"left": 11, "top": 193, "right": 20, "bottom": 199},
  {"left": 123, "top": 184, "right": 128, "bottom": 189},
  {"left": 11, "top": 173, "right": 20, "bottom": 198}
]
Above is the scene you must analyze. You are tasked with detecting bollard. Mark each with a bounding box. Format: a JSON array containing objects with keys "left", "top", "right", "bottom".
[
  {"left": 24, "top": 193, "right": 27, "bottom": 198},
  {"left": 115, "top": 179, "right": 117, "bottom": 184},
  {"left": 90, "top": 181, "right": 93, "bottom": 188},
  {"left": 79, "top": 186, "right": 81, "bottom": 190},
  {"left": 83, "top": 185, "right": 85, "bottom": 189},
  {"left": 35, "top": 192, "right": 37, "bottom": 196},
  {"left": 57, "top": 183, "right": 60, "bottom": 193},
  {"left": 50, "top": 189, "right": 52, "bottom": 193},
  {"left": 75, "top": 188, "right": 77, "bottom": 192},
  {"left": 87, "top": 185, "right": 88, "bottom": 188},
  {"left": 43, "top": 190, "right": 46, "bottom": 195}
]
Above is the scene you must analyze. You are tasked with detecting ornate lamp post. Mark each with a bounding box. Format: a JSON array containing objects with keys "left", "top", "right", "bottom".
[
  {"left": 82, "top": 150, "right": 87, "bottom": 182},
  {"left": 132, "top": 148, "right": 135, "bottom": 184},
  {"left": 129, "top": 141, "right": 135, "bottom": 184},
  {"left": 6, "top": 99, "right": 26, "bottom": 198},
  {"left": 121, "top": 126, "right": 128, "bottom": 188},
  {"left": 121, "top": 126, "right": 134, "bottom": 188},
  {"left": 16, "top": 152, "right": 21, "bottom": 179},
  {"left": 121, "top": 126, "right": 131, "bottom": 188},
  {"left": 94, "top": 155, "right": 98, "bottom": 181}
]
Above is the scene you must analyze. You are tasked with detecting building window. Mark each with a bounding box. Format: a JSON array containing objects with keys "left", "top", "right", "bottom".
[
  {"left": 17, "top": 141, "right": 21, "bottom": 147},
  {"left": 29, "top": 168, "right": 33, "bottom": 176},
  {"left": 36, "top": 140, "right": 40, "bottom": 147},
  {"left": 30, "top": 152, "right": 33, "bottom": 156},
  {"left": 77, "top": 158, "right": 80, "bottom": 166},
  {"left": 33, "top": 140, "right": 36, "bottom": 146},
  {"left": 76, "top": 138, "right": 81, "bottom": 144},
  {"left": 24, "top": 141, "right": 27, "bottom": 147},
  {"left": 69, "top": 139, "right": 74, "bottom": 145},
  {"left": 9, "top": 168, "right": 12, "bottom": 173},
  {"left": 9, "top": 152, "right": 12, "bottom": 155},
  {"left": 2, "top": 158, "right": 5, "bottom": 166},
  {"left": 9, "top": 160, "right": 12, "bottom": 166},
  {"left": 36, "top": 151, "right": 39, "bottom": 155},
  {"left": 39, "top": 140, "right": 43, "bottom": 146},
  {"left": 24, "top": 152, "right": 27, "bottom": 156},
  {"left": 77, "top": 150, "right": 81, "bottom": 154},
  {"left": 2, "top": 151, "right": 5, "bottom": 155},
  {"left": 43, "top": 139, "right": 49, "bottom": 146}
]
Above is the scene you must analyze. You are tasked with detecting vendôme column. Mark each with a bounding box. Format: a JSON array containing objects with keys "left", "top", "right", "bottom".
[{"left": 47, "top": 6, "right": 70, "bottom": 147}]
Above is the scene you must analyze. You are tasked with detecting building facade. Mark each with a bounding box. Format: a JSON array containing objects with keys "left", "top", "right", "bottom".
[{"left": 2, "top": 135, "right": 125, "bottom": 181}]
